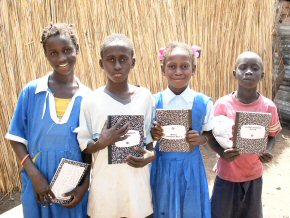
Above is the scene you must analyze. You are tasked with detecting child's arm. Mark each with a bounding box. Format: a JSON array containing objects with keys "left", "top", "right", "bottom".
[
  {"left": 10, "top": 140, "right": 55, "bottom": 206},
  {"left": 204, "top": 131, "right": 240, "bottom": 161},
  {"left": 83, "top": 120, "right": 130, "bottom": 154},
  {"left": 62, "top": 153, "right": 91, "bottom": 208},
  {"left": 259, "top": 136, "right": 275, "bottom": 163},
  {"left": 126, "top": 144, "right": 156, "bottom": 168}
]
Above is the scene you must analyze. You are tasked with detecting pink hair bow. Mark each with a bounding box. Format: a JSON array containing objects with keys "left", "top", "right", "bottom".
[
  {"left": 158, "top": 48, "right": 165, "bottom": 61},
  {"left": 192, "top": 45, "right": 201, "bottom": 58}
]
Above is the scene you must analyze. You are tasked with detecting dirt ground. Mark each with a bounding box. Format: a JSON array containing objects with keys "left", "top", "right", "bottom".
[{"left": 1, "top": 128, "right": 290, "bottom": 217}]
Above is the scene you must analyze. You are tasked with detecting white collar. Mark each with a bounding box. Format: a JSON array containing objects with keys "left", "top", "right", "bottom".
[
  {"left": 163, "top": 86, "right": 194, "bottom": 104},
  {"left": 35, "top": 72, "right": 90, "bottom": 124}
]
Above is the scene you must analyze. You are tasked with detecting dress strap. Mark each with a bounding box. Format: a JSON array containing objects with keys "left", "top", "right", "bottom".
[
  {"left": 154, "top": 92, "right": 163, "bottom": 109},
  {"left": 191, "top": 93, "right": 211, "bottom": 133}
]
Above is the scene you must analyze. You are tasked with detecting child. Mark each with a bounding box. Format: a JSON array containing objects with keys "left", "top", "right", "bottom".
[
  {"left": 77, "top": 33, "right": 155, "bottom": 218},
  {"left": 5, "top": 23, "right": 90, "bottom": 218},
  {"left": 151, "top": 42, "right": 213, "bottom": 218},
  {"left": 210, "top": 51, "right": 282, "bottom": 218}
]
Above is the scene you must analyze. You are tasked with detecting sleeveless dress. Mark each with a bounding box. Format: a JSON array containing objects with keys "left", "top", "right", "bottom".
[{"left": 150, "top": 92, "right": 211, "bottom": 218}]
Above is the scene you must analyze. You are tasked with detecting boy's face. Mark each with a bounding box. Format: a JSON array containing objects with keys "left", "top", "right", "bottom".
[
  {"left": 44, "top": 34, "right": 78, "bottom": 76},
  {"left": 100, "top": 44, "right": 135, "bottom": 84},
  {"left": 162, "top": 47, "right": 195, "bottom": 94},
  {"left": 233, "top": 53, "right": 264, "bottom": 89}
]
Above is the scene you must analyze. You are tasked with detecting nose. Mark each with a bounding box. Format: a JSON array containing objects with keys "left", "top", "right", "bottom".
[
  {"left": 174, "top": 67, "right": 183, "bottom": 75},
  {"left": 245, "top": 69, "right": 253, "bottom": 75},
  {"left": 114, "top": 60, "right": 122, "bottom": 71},
  {"left": 58, "top": 53, "right": 67, "bottom": 63}
]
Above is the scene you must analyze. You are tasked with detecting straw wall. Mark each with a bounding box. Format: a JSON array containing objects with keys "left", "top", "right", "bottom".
[{"left": 0, "top": 0, "right": 276, "bottom": 192}]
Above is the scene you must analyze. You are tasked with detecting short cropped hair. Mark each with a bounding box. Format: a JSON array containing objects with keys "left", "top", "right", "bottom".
[{"left": 100, "top": 33, "right": 134, "bottom": 57}]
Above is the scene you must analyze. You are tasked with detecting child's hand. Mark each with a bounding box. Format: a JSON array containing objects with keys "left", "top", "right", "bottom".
[
  {"left": 126, "top": 147, "right": 156, "bottom": 168},
  {"left": 221, "top": 148, "right": 240, "bottom": 162},
  {"left": 62, "top": 184, "right": 88, "bottom": 208},
  {"left": 97, "top": 119, "right": 130, "bottom": 150},
  {"left": 31, "top": 170, "right": 55, "bottom": 207},
  {"left": 151, "top": 121, "right": 163, "bottom": 141},
  {"left": 186, "top": 130, "right": 207, "bottom": 146},
  {"left": 259, "top": 151, "right": 273, "bottom": 163}
]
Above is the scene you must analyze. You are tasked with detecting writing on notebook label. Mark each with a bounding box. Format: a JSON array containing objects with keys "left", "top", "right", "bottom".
[
  {"left": 115, "top": 130, "right": 141, "bottom": 147},
  {"left": 162, "top": 125, "right": 186, "bottom": 140},
  {"left": 240, "top": 125, "right": 266, "bottom": 139}
]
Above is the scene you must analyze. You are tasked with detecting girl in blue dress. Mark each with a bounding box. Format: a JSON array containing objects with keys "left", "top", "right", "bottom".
[
  {"left": 5, "top": 23, "right": 90, "bottom": 218},
  {"left": 151, "top": 42, "right": 213, "bottom": 218}
]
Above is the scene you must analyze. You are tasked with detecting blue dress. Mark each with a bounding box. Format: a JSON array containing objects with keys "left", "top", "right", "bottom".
[
  {"left": 150, "top": 92, "right": 211, "bottom": 218},
  {"left": 6, "top": 75, "right": 89, "bottom": 218}
]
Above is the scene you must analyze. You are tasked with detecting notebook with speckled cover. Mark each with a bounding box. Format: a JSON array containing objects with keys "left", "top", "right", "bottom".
[
  {"left": 156, "top": 109, "right": 192, "bottom": 152},
  {"left": 108, "top": 115, "right": 144, "bottom": 164},
  {"left": 233, "top": 112, "right": 272, "bottom": 154},
  {"left": 50, "top": 158, "right": 89, "bottom": 204}
]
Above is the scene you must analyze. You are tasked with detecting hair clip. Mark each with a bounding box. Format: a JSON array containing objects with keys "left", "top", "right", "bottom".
[
  {"left": 192, "top": 45, "right": 201, "bottom": 58},
  {"left": 158, "top": 48, "right": 165, "bottom": 61}
]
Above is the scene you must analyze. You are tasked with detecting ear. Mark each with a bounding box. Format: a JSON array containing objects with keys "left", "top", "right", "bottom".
[
  {"left": 261, "top": 71, "right": 264, "bottom": 79},
  {"left": 99, "top": 59, "right": 104, "bottom": 69},
  {"left": 131, "top": 58, "right": 136, "bottom": 68},
  {"left": 161, "top": 64, "right": 165, "bottom": 76},
  {"left": 192, "top": 65, "right": 196, "bottom": 75},
  {"left": 75, "top": 44, "right": 80, "bottom": 54}
]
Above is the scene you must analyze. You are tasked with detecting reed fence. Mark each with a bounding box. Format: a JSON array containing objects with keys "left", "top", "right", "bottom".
[{"left": 0, "top": 0, "right": 276, "bottom": 192}]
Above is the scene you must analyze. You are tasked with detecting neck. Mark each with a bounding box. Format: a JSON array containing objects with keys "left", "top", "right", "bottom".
[
  {"left": 51, "top": 71, "right": 75, "bottom": 85},
  {"left": 105, "top": 81, "right": 130, "bottom": 96},
  {"left": 168, "top": 85, "right": 187, "bottom": 95},
  {"left": 236, "top": 86, "right": 259, "bottom": 104}
]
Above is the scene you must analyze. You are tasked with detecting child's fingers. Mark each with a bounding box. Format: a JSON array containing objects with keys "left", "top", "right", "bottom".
[
  {"left": 34, "top": 192, "right": 40, "bottom": 204},
  {"left": 187, "top": 130, "right": 199, "bottom": 135},
  {"left": 126, "top": 154, "right": 146, "bottom": 168},
  {"left": 39, "top": 194, "right": 46, "bottom": 207},
  {"left": 153, "top": 121, "right": 161, "bottom": 127},
  {"left": 119, "top": 134, "right": 129, "bottom": 141},
  {"left": 133, "top": 147, "right": 146, "bottom": 155},
  {"left": 47, "top": 189, "right": 55, "bottom": 200},
  {"left": 259, "top": 153, "right": 273, "bottom": 163},
  {"left": 117, "top": 122, "right": 130, "bottom": 136},
  {"left": 112, "top": 118, "right": 124, "bottom": 130}
]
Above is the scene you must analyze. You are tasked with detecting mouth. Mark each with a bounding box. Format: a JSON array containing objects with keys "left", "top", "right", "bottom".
[
  {"left": 172, "top": 78, "right": 184, "bottom": 81},
  {"left": 113, "top": 73, "right": 123, "bottom": 77},
  {"left": 58, "top": 63, "right": 69, "bottom": 67}
]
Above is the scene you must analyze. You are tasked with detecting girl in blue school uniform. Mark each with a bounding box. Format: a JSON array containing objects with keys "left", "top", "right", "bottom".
[
  {"left": 5, "top": 23, "right": 90, "bottom": 218},
  {"left": 151, "top": 42, "right": 212, "bottom": 218}
]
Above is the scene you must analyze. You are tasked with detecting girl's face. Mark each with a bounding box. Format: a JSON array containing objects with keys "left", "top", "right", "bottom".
[
  {"left": 162, "top": 47, "right": 195, "bottom": 94},
  {"left": 100, "top": 45, "right": 135, "bottom": 84},
  {"left": 233, "top": 55, "right": 264, "bottom": 89},
  {"left": 44, "top": 34, "right": 78, "bottom": 76}
]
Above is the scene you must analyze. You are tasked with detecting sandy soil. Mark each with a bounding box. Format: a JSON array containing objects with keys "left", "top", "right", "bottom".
[{"left": 1, "top": 128, "right": 290, "bottom": 217}]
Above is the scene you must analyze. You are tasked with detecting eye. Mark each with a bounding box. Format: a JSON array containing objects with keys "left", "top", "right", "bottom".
[
  {"left": 106, "top": 57, "right": 115, "bottom": 62},
  {"left": 49, "top": 51, "right": 57, "bottom": 57},
  {"left": 167, "top": 64, "right": 176, "bottom": 70},
  {"left": 120, "top": 57, "right": 128, "bottom": 62},
  {"left": 64, "top": 48, "right": 72, "bottom": 54},
  {"left": 251, "top": 65, "right": 260, "bottom": 71},
  {"left": 238, "top": 64, "right": 247, "bottom": 70},
  {"left": 181, "top": 64, "right": 190, "bottom": 70}
]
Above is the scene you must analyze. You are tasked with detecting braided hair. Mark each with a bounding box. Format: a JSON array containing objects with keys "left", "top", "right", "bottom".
[{"left": 40, "top": 23, "right": 79, "bottom": 51}]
